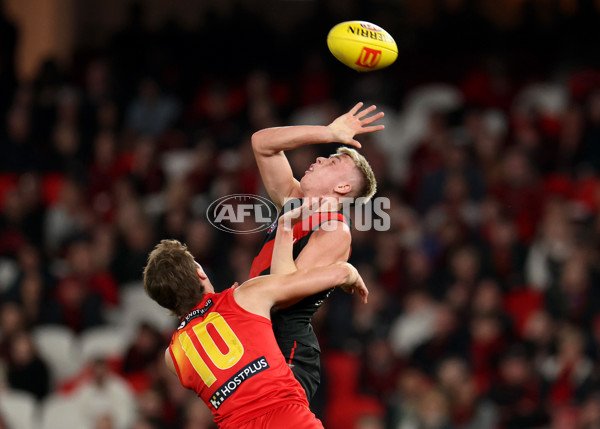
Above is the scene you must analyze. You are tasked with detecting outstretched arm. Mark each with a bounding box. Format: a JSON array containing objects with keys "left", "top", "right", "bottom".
[
  {"left": 165, "top": 259, "right": 367, "bottom": 375},
  {"left": 235, "top": 202, "right": 367, "bottom": 317},
  {"left": 251, "top": 102, "right": 384, "bottom": 208},
  {"left": 234, "top": 261, "right": 367, "bottom": 319}
]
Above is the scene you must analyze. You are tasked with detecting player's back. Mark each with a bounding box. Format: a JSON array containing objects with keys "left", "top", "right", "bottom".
[{"left": 168, "top": 287, "right": 309, "bottom": 428}]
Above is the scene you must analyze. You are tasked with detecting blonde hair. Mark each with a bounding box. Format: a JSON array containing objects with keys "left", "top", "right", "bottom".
[{"left": 336, "top": 147, "right": 377, "bottom": 203}]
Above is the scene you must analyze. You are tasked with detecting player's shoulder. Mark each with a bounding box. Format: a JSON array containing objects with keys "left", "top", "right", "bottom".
[
  {"left": 174, "top": 292, "right": 227, "bottom": 331},
  {"left": 312, "top": 218, "right": 352, "bottom": 240},
  {"left": 302, "top": 220, "right": 351, "bottom": 259},
  {"left": 232, "top": 276, "right": 274, "bottom": 319},
  {"left": 210, "top": 288, "right": 233, "bottom": 306}
]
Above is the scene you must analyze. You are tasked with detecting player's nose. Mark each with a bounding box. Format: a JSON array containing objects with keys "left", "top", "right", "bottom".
[{"left": 316, "top": 157, "right": 325, "bottom": 164}]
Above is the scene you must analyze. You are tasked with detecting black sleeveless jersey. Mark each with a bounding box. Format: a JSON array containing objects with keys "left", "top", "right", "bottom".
[{"left": 248, "top": 199, "right": 351, "bottom": 400}]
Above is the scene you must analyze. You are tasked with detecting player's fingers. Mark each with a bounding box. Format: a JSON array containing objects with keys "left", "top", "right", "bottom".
[
  {"left": 349, "top": 102, "right": 364, "bottom": 115},
  {"left": 355, "top": 285, "right": 368, "bottom": 304},
  {"left": 361, "top": 111, "right": 384, "bottom": 125},
  {"left": 358, "top": 124, "right": 385, "bottom": 134},
  {"left": 356, "top": 105, "right": 377, "bottom": 119},
  {"left": 348, "top": 139, "right": 362, "bottom": 149}
]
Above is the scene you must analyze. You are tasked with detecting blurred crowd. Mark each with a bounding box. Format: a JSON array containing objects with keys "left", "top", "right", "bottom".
[{"left": 3, "top": 1, "right": 600, "bottom": 429}]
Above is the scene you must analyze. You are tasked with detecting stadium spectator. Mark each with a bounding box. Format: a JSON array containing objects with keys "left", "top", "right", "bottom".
[
  {"left": 122, "top": 323, "right": 165, "bottom": 375},
  {"left": 488, "top": 347, "right": 546, "bottom": 427},
  {"left": 5, "top": 330, "right": 50, "bottom": 400},
  {"left": 125, "top": 78, "right": 180, "bottom": 137},
  {"left": 72, "top": 358, "right": 137, "bottom": 429}
]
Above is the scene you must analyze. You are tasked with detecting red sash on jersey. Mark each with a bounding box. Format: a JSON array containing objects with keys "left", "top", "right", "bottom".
[{"left": 249, "top": 211, "right": 349, "bottom": 279}]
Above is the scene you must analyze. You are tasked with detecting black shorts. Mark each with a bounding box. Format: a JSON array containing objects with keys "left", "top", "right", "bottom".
[{"left": 278, "top": 338, "right": 321, "bottom": 401}]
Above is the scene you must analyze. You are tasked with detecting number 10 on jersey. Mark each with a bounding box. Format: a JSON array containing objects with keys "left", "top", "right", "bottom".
[{"left": 178, "top": 312, "right": 245, "bottom": 387}]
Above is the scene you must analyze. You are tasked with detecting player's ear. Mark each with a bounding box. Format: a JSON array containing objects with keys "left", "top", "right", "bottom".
[
  {"left": 334, "top": 183, "right": 352, "bottom": 195},
  {"left": 195, "top": 261, "right": 208, "bottom": 280},
  {"left": 196, "top": 266, "right": 208, "bottom": 280}
]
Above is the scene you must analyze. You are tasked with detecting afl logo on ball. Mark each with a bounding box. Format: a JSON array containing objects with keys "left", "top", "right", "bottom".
[
  {"left": 355, "top": 47, "right": 382, "bottom": 69},
  {"left": 360, "top": 22, "right": 381, "bottom": 32}
]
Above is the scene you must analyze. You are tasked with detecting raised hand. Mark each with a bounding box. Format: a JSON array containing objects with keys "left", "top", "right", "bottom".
[
  {"left": 327, "top": 102, "right": 385, "bottom": 148},
  {"left": 278, "top": 200, "right": 307, "bottom": 231},
  {"left": 278, "top": 197, "right": 338, "bottom": 231}
]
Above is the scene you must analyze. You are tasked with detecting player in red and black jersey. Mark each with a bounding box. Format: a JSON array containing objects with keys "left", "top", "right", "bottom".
[{"left": 250, "top": 102, "right": 384, "bottom": 400}]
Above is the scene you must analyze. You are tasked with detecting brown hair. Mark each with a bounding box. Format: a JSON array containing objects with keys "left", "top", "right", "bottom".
[
  {"left": 143, "top": 239, "right": 204, "bottom": 317},
  {"left": 336, "top": 147, "right": 377, "bottom": 203}
]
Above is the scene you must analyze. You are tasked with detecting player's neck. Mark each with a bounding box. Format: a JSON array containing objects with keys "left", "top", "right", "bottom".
[{"left": 302, "top": 194, "right": 341, "bottom": 212}]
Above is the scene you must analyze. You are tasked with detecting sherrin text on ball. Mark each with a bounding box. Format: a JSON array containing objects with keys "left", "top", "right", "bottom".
[{"left": 327, "top": 21, "right": 398, "bottom": 71}]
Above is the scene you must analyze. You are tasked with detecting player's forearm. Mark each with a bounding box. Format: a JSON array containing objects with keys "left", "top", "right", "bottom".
[
  {"left": 270, "top": 226, "right": 296, "bottom": 275},
  {"left": 274, "top": 262, "right": 353, "bottom": 307},
  {"left": 251, "top": 125, "right": 336, "bottom": 155}
]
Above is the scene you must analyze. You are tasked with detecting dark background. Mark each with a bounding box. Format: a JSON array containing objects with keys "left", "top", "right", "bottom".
[{"left": 2, "top": 1, "right": 600, "bottom": 428}]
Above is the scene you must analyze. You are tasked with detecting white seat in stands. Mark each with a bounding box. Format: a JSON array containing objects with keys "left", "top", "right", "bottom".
[
  {"left": 32, "top": 325, "right": 82, "bottom": 386},
  {"left": 40, "top": 393, "right": 90, "bottom": 429},
  {"left": 79, "top": 326, "right": 131, "bottom": 363},
  {"left": 0, "top": 389, "right": 38, "bottom": 429}
]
